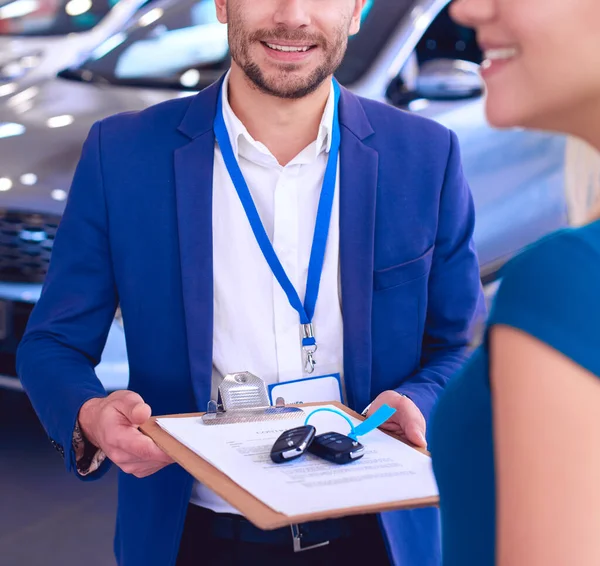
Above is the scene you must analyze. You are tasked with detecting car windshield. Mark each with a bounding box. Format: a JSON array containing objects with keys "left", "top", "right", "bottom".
[
  {"left": 0, "top": 0, "right": 121, "bottom": 36},
  {"left": 69, "top": 0, "right": 413, "bottom": 90}
]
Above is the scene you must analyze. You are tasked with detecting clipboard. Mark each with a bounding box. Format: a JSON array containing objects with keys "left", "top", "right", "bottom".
[{"left": 139, "top": 373, "right": 439, "bottom": 531}]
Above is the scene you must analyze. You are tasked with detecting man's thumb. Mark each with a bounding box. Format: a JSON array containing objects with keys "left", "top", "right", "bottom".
[
  {"left": 405, "top": 423, "right": 427, "bottom": 448},
  {"left": 115, "top": 392, "right": 151, "bottom": 425},
  {"left": 129, "top": 402, "right": 152, "bottom": 425}
]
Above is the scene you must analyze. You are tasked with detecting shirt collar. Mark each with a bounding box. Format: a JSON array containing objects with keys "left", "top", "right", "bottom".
[{"left": 220, "top": 70, "right": 336, "bottom": 165}]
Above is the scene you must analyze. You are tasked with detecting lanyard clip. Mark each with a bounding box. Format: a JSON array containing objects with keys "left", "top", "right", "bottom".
[
  {"left": 301, "top": 324, "right": 317, "bottom": 374},
  {"left": 303, "top": 348, "right": 316, "bottom": 374}
]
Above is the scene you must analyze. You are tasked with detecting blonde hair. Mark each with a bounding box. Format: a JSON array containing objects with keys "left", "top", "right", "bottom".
[{"left": 565, "top": 136, "right": 600, "bottom": 225}]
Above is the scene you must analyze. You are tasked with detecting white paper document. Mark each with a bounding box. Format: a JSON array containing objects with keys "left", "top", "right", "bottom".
[{"left": 156, "top": 405, "right": 438, "bottom": 516}]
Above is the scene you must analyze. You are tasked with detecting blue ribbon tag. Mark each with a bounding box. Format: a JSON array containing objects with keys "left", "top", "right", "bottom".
[
  {"left": 304, "top": 404, "right": 396, "bottom": 441},
  {"left": 352, "top": 404, "right": 396, "bottom": 438}
]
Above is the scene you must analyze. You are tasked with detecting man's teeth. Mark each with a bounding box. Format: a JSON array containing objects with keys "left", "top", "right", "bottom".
[
  {"left": 484, "top": 47, "right": 519, "bottom": 61},
  {"left": 266, "top": 43, "right": 311, "bottom": 53}
]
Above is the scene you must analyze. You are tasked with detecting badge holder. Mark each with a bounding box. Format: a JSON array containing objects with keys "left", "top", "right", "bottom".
[{"left": 201, "top": 371, "right": 333, "bottom": 551}]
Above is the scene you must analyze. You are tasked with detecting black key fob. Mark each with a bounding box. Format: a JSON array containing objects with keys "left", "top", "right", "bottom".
[
  {"left": 308, "top": 432, "right": 365, "bottom": 465},
  {"left": 270, "top": 425, "right": 316, "bottom": 463}
]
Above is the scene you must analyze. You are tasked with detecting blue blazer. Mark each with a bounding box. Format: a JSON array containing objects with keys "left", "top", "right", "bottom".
[{"left": 17, "top": 79, "right": 483, "bottom": 566}]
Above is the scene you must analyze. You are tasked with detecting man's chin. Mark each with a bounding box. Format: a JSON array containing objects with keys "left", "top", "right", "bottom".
[
  {"left": 243, "top": 65, "right": 328, "bottom": 100},
  {"left": 259, "top": 79, "right": 315, "bottom": 99}
]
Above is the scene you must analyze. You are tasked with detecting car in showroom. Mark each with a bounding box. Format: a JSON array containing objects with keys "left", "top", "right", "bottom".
[
  {"left": 0, "top": 0, "right": 568, "bottom": 391},
  {"left": 0, "top": 0, "right": 151, "bottom": 86}
]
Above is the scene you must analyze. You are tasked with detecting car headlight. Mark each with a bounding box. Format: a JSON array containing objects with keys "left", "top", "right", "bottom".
[{"left": 0, "top": 53, "right": 42, "bottom": 82}]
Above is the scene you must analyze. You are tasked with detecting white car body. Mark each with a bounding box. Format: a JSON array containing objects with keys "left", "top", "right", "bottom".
[{"left": 0, "top": 0, "right": 149, "bottom": 86}]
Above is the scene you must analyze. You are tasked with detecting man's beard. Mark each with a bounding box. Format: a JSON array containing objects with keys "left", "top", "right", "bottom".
[{"left": 227, "top": 13, "right": 349, "bottom": 99}]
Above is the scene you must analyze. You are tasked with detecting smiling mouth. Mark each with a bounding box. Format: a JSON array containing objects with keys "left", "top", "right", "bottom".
[
  {"left": 480, "top": 47, "right": 520, "bottom": 74},
  {"left": 263, "top": 42, "right": 316, "bottom": 53},
  {"left": 483, "top": 47, "right": 519, "bottom": 63}
]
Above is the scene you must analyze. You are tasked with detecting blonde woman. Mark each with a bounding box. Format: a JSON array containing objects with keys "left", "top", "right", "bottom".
[
  {"left": 565, "top": 136, "right": 600, "bottom": 226},
  {"left": 428, "top": 1, "right": 600, "bottom": 566}
]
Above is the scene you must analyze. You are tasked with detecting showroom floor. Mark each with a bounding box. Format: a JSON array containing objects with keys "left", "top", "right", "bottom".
[{"left": 1, "top": 390, "right": 118, "bottom": 566}]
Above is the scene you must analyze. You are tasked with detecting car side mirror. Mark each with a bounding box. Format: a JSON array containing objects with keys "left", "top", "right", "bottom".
[{"left": 415, "top": 58, "right": 483, "bottom": 101}]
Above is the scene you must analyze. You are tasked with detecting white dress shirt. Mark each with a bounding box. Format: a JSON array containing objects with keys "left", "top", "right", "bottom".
[{"left": 191, "top": 73, "right": 344, "bottom": 513}]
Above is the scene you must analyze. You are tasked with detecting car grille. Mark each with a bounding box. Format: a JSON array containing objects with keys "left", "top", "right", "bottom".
[
  {"left": 0, "top": 300, "right": 34, "bottom": 378},
  {"left": 0, "top": 210, "right": 60, "bottom": 283}
]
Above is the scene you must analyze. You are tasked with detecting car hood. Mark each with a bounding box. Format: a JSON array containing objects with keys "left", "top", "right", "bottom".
[
  {"left": 0, "top": 77, "right": 179, "bottom": 215},
  {"left": 0, "top": 36, "right": 63, "bottom": 66}
]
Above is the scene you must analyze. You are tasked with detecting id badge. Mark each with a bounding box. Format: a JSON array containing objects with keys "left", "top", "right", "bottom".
[{"left": 268, "top": 373, "right": 343, "bottom": 406}]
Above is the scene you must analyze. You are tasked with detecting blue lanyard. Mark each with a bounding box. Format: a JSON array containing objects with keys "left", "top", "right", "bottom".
[{"left": 214, "top": 80, "right": 341, "bottom": 373}]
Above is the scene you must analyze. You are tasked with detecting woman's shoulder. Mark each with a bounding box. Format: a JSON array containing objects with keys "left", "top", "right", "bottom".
[
  {"left": 488, "top": 220, "right": 600, "bottom": 376},
  {"left": 494, "top": 221, "right": 600, "bottom": 297}
]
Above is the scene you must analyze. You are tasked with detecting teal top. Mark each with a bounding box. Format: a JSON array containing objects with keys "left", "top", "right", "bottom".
[{"left": 429, "top": 220, "right": 600, "bottom": 565}]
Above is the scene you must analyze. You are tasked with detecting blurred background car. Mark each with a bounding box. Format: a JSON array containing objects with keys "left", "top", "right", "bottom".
[
  {"left": 0, "top": 0, "right": 151, "bottom": 86},
  {"left": 0, "top": 0, "right": 568, "bottom": 392}
]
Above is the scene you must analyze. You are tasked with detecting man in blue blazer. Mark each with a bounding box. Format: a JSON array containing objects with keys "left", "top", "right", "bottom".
[{"left": 18, "top": 0, "right": 483, "bottom": 564}]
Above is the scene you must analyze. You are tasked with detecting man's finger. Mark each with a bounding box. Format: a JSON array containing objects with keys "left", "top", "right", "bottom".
[
  {"left": 114, "top": 429, "right": 173, "bottom": 464},
  {"left": 122, "top": 462, "right": 171, "bottom": 478},
  {"left": 120, "top": 433, "right": 173, "bottom": 463}
]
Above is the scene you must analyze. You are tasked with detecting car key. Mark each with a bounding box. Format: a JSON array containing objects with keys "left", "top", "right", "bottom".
[
  {"left": 308, "top": 432, "right": 365, "bottom": 465},
  {"left": 270, "top": 425, "right": 316, "bottom": 463}
]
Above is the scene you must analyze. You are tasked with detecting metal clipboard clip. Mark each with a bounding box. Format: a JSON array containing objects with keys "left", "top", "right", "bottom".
[
  {"left": 201, "top": 371, "right": 304, "bottom": 425},
  {"left": 201, "top": 372, "right": 328, "bottom": 551}
]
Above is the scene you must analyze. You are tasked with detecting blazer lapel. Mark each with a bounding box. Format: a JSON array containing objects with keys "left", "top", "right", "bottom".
[
  {"left": 174, "top": 81, "right": 222, "bottom": 409},
  {"left": 338, "top": 88, "right": 378, "bottom": 411}
]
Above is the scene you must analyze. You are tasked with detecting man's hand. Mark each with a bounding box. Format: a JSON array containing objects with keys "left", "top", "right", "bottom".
[
  {"left": 78, "top": 391, "right": 174, "bottom": 478},
  {"left": 366, "top": 390, "right": 427, "bottom": 448}
]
